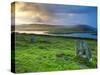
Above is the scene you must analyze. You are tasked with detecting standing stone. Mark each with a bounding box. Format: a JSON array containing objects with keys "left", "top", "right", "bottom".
[
  {"left": 31, "top": 35, "right": 35, "bottom": 43},
  {"left": 75, "top": 39, "right": 92, "bottom": 62}
]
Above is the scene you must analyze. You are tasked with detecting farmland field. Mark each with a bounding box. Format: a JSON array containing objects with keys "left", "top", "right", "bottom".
[{"left": 11, "top": 33, "right": 97, "bottom": 73}]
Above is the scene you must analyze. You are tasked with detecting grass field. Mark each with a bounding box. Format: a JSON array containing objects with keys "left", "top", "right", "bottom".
[{"left": 12, "top": 33, "right": 97, "bottom": 73}]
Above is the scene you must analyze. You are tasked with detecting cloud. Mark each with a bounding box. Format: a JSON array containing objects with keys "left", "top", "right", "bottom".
[
  {"left": 11, "top": 2, "right": 54, "bottom": 25},
  {"left": 11, "top": 2, "right": 97, "bottom": 27}
]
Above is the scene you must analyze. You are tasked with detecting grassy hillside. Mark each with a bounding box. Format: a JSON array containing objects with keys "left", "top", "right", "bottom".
[
  {"left": 13, "top": 24, "right": 96, "bottom": 33},
  {"left": 12, "top": 33, "right": 97, "bottom": 73}
]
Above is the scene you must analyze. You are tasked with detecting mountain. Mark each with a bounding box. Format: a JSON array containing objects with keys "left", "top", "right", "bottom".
[
  {"left": 12, "top": 24, "right": 97, "bottom": 33},
  {"left": 74, "top": 25, "right": 97, "bottom": 32}
]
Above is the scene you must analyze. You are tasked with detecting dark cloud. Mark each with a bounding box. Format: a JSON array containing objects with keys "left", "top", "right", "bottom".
[{"left": 11, "top": 2, "right": 97, "bottom": 27}]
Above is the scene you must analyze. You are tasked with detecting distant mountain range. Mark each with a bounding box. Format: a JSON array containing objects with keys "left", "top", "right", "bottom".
[
  {"left": 12, "top": 24, "right": 97, "bottom": 33},
  {"left": 72, "top": 24, "right": 97, "bottom": 32}
]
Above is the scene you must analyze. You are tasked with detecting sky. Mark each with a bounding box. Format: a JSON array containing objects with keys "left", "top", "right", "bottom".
[{"left": 11, "top": 2, "right": 97, "bottom": 28}]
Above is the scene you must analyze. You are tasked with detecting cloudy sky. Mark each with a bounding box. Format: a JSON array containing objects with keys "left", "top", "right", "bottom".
[{"left": 11, "top": 2, "right": 97, "bottom": 27}]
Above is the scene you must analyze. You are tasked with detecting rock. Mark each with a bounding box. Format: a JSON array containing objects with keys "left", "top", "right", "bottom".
[
  {"left": 75, "top": 39, "right": 92, "bottom": 62},
  {"left": 31, "top": 35, "right": 35, "bottom": 43}
]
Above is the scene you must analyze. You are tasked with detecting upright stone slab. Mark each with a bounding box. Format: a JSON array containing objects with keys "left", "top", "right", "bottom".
[
  {"left": 75, "top": 39, "right": 92, "bottom": 62},
  {"left": 32, "top": 35, "right": 35, "bottom": 43}
]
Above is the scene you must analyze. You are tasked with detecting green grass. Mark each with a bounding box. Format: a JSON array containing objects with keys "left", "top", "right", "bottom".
[{"left": 13, "top": 33, "right": 97, "bottom": 73}]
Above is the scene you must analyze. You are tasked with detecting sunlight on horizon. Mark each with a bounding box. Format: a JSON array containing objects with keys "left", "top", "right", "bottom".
[{"left": 11, "top": 2, "right": 97, "bottom": 27}]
